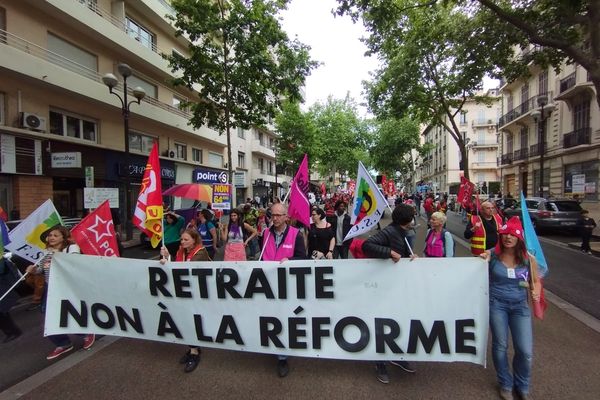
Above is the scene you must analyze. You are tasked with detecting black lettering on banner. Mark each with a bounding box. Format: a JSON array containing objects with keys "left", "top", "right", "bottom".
[
  {"left": 216, "top": 268, "right": 242, "bottom": 299},
  {"left": 374, "top": 318, "right": 403, "bottom": 353},
  {"left": 91, "top": 303, "right": 116, "bottom": 329},
  {"left": 259, "top": 317, "right": 284, "bottom": 348},
  {"left": 289, "top": 267, "right": 311, "bottom": 299},
  {"left": 193, "top": 314, "right": 213, "bottom": 342},
  {"left": 148, "top": 267, "right": 172, "bottom": 297},
  {"left": 288, "top": 317, "right": 307, "bottom": 349},
  {"left": 157, "top": 311, "right": 182, "bottom": 338},
  {"left": 60, "top": 300, "right": 88, "bottom": 328},
  {"left": 172, "top": 269, "right": 192, "bottom": 298},
  {"left": 407, "top": 320, "right": 450, "bottom": 354},
  {"left": 277, "top": 268, "right": 287, "bottom": 299},
  {"left": 215, "top": 315, "right": 244, "bottom": 344},
  {"left": 115, "top": 306, "right": 144, "bottom": 333},
  {"left": 334, "top": 317, "right": 369, "bottom": 352},
  {"left": 311, "top": 317, "right": 331, "bottom": 349},
  {"left": 191, "top": 268, "right": 213, "bottom": 298},
  {"left": 455, "top": 319, "right": 477, "bottom": 354},
  {"left": 315, "top": 266, "right": 334, "bottom": 299},
  {"left": 244, "top": 268, "right": 275, "bottom": 298},
  {"left": 364, "top": 218, "right": 372, "bottom": 227}
]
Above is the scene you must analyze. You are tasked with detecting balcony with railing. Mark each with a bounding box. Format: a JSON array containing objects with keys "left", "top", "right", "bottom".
[
  {"left": 500, "top": 153, "right": 513, "bottom": 165},
  {"left": 472, "top": 119, "right": 497, "bottom": 127},
  {"left": 529, "top": 142, "right": 546, "bottom": 157},
  {"left": 513, "top": 147, "right": 529, "bottom": 161},
  {"left": 564, "top": 127, "right": 591, "bottom": 148},
  {"left": 499, "top": 92, "right": 554, "bottom": 128},
  {"left": 471, "top": 140, "right": 499, "bottom": 148},
  {"left": 560, "top": 72, "right": 576, "bottom": 94},
  {"left": 251, "top": 140, "right": 275, "bottom": 157},
  {"left": 471, "top": 161, "right": 498, "bottom": 169},
  {"left": 1, "top": 29, "right": 193, "bottom": 117}
]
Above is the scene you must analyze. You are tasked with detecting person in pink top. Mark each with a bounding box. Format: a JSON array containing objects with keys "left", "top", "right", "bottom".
[{"left": 261, "top": 202, "right": 307, "bottom": 378}]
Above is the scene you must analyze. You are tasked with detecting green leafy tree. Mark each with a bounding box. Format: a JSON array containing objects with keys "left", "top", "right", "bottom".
[
  {"left": 309, "top": 96, "right": 372, "bottom": 179},
  {"left": 370, "top": 117, "right": 430, "bottom": 179},
  {"left": 274, "top": 101, "right": 318, "bottom": 169},
  {"left": 471, "top": 0, "right": 600, "bottom": 108},
  {"left": 337, "top": 0, "right": 513, "bottom": 181},
  {"left": 166, "top": 0, "right": 317, "bottom": 186}
]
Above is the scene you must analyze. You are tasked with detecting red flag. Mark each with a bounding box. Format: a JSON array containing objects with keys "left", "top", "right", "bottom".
[
  {"left": 386, "top": 180, "right": 396, "bottom": 196},
  {"left": 347, "top": 179, "right": 356, "bottom": 195},
  {"left": 132, "top": 142, "right": 163, "bottom": 248},
  {"left": 71, "top": 200, "right": 120, "bottom": 257},
  {"left": 457, "top": 176, "right": 475, "bottom": 208},
  {"left": 320, "top": 182, "right": 326, "bottom": 197},
  {"left": 0, "top": 206, "right": 7, "bottom": 222},
  {"left": 381, "top": 175, "right": 387, "bottom": 193}
]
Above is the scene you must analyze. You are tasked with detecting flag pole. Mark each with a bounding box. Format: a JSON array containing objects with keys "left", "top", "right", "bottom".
[
  {"left": 0, "top": 251, "right": 47, "bottom": 302},
  {"left": 404, "top": 237, "right": 414, "bottom": 256},
  {"left": 0, "top": 272, "right": 28, "bottom": 303}
]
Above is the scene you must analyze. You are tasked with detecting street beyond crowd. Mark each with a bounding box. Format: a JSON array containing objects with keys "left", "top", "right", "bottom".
[{"left": 1, "top": 211, "right": 600, "bottom": 400}]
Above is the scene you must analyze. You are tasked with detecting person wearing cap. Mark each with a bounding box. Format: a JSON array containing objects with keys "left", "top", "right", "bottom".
[
  {"left": 464, "top": 200, "right": 503, "bottom": 256},
  {"left": 480, "top": 217, "right": 541, "bottom": 400},
  {"left": 25, "top": 225, "right": 95, "bottom": 360}
]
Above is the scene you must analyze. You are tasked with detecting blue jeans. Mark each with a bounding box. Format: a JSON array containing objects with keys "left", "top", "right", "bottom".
[{"left": 489, "top": 297, "right": 533, "bottom": 395}]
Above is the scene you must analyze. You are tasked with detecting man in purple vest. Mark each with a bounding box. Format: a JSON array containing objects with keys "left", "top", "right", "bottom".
[{"left": 262, "top": 202, "right": 307, "bottom": 377}]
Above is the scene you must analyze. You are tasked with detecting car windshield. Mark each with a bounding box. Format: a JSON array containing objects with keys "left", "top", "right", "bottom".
[{"left": 549, "top": 201, "right": 582, "bottom": 212}]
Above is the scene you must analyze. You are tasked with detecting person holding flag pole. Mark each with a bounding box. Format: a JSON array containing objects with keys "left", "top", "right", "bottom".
[
  {"left": 24, "top": 225, "right": 95, "bottom": 359},
  {"left": 343, "top": 161, "right": 417, "bottom": 383}
]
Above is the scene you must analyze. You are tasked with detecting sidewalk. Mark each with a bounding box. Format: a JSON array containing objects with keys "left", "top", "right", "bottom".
[{"left": 3, "top": 217, "right": 600, "bottom": 400}]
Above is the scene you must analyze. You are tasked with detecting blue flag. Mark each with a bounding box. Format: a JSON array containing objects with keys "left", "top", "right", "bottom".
[
  {"left": 520, "top": 191, "right": 548, "bottom": 277},
  {"left": 0, "top": 219, "right": 10, "bottom": 254}
]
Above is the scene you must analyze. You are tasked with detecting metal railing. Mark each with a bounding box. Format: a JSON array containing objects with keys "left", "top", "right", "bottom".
[
  {"left": 560, "top": 72, "right": 576, "bottom": 93},
  {"left": 0, "top": 28, "right": 192, "bottom": 120},
  {"left": 529, "top": 142, "right": 546, "bottom": 157},
  {"left": 74, "top": 0, "right": 164, "bottom": 55},
  {"left": 513, "top": 147, "right": 529, "bottom": 161},
  {"left": 500, "top": 153, "right": 513, "bottom": 165},
  {"left": 564, "top": 127, "right": 591, "bottom": 148},
  {"left": 499, "top": 91, "right": 554, "bottom": 127}
]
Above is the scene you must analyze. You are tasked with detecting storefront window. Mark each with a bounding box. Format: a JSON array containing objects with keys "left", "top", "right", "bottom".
[{"left": 564, "top": 161, "right": 599, "bottom": 201}]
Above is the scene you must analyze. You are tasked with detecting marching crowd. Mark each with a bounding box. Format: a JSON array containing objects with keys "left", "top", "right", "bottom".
[{"left": 2, "top": 190, "right": 582, "bottom": 400}]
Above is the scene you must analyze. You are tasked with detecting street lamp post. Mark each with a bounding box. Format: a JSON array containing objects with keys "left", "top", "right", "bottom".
[
  {"left": 102, "top": 63, "right": 146, "bottom": 241},
  {"left": 530, "top": 95, "right": 549, "bottom": 198}
]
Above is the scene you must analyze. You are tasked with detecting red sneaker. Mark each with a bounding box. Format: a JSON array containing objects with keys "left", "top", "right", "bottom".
[
  {"left": 82, "top": 334, "right": 95, "bottom": 350},
  {"left": 46, "top": 345, "right": 73, "bottom": 360}
]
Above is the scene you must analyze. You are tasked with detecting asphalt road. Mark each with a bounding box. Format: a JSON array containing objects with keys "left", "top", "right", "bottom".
[{"left": 442, "top": 210, "right": 600, "bottom": 320}]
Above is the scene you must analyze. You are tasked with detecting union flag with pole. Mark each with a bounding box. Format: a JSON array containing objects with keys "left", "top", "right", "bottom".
[
  {"left": 71, "top": 200, "right": 120, "bottom": 257},
  {"left": 132, "top": 142, "right": 163, "bottom": 248}
]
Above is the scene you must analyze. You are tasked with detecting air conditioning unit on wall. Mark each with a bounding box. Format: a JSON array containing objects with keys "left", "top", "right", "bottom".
[{"left": 20, "top": 112, "right": 47, "bottom": 131}]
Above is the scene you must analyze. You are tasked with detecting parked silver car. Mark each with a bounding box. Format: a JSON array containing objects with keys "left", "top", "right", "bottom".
[{"left": 503, "top": 197, "right": 583, "bottom": 232}]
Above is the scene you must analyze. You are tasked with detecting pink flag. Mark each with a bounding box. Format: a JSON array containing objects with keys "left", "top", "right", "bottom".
[{"left": 288, "top": 154, "right": 311, "bottom": 227}]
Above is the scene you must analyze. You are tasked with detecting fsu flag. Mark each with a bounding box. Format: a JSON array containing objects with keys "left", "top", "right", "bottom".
[
  {"left": 457, "top": 176, "right": 475, "bottom": 208},
  {"left": 320, "top": 182, "right": 326, "bottom": 197},
  {"left": 288, "top": 154, "right": 310, "bottom": 227},
  {"left": 344, "top": 161, "right": 390, "bottom": 241},
  {"left": 381, "top": 175, "right": 387, "bottom": 193},
  {"left": 132, "top": 142, "right": 163, "bottom": 248},
  {"left": 71, "top": 200, "right": 119, "bottom": 257}
]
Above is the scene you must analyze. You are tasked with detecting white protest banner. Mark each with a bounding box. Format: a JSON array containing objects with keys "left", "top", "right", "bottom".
[{"left": 46, "top": 255, "right": 488, "bottom": 365}]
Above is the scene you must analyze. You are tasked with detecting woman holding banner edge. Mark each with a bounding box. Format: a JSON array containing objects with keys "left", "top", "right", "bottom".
[
  {"left": 25, "top": 225, "right": 96, "bottom": 360},
  {"left": 160, "top": 228, "right": 210, "bottom": 373},
  {"left": 480, "top": 217, "right": 541, "bottom": 400}
]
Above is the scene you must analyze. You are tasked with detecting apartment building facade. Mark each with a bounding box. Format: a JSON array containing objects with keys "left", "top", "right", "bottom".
[
  {"left": 0, "top": 0, "right": 287, "bottom": 224},
  {"left": 498, "top": 54, "right": 600, "bottom": 212},
  {"left": 417, "top": 89, "right": 501, "bottom": 195}
]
